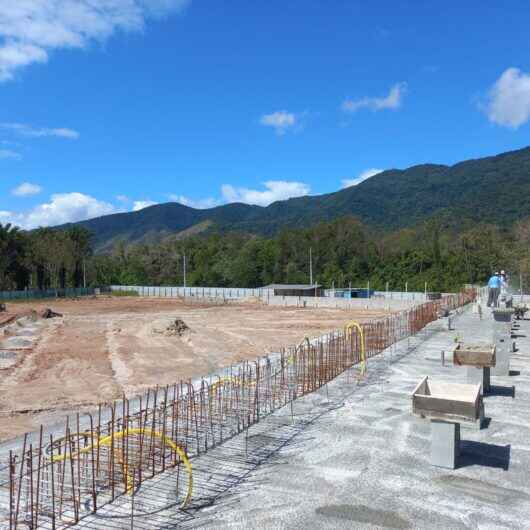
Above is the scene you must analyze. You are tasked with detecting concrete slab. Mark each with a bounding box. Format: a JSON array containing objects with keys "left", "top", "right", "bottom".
[{"left": 46, "top": 305, "right": 530, "bottom": 530}]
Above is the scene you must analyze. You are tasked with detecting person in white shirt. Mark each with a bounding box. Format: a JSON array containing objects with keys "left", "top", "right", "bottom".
[{"left": 500, "top": 270, "right": 508, "bottom": 296}]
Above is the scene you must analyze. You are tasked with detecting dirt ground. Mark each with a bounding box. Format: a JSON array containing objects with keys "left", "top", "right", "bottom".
[{"left": 0, "top": 296, "right": 389, "bottom": 441}]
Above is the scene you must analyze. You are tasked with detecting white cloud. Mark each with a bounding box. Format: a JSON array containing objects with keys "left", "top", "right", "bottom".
[
  {"left": 116, "top": 194, "right": 130, "bottom": 203},
  {"left": 132, "top": 200, "right": 158, "bottom": 211},
  {"left": 0, "top": 148, "right": 21, "bottom": 159},
  {"left": 167, "top": 181, "right": 311, "bottom": 209},
  {"left": 1, "top": 122, "right": 79, "bottom": 139},
  {"left": 221, "top": 180, "right": 310, "bottom": 206},
  {"left": 342, "top": 82, "right": 407, "bottom": 113},
  {"left": 341, "top": 168, "right": 384, "bottom": 188},
  {"left": 260, "top": 111, "right": 297, "bottom": 135},
  {"left": 12, "top": 182, "right": 42, "bottom": 196},
  {"left": 0, "top": 0, "right": 190, "bottom": 81},
  {"left": 169, "top": 194, "right": 220, "bottom": 209},
  {"left": 0, "top": 41, "right": 47, "bottom": 81},
  {"left": 483, "top": 67, "right": 530, "bottom": 129},
  {"left": 2, "top": 192, "right": 117, "bottom": 229}
]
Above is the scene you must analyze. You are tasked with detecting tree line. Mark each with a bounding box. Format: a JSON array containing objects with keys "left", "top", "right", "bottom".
[
  {"left": 1, "top": 215, "right": 529, "bottom": 293},
  {"left": 0, "top": 224, "right": 91, "bottom": 291}
]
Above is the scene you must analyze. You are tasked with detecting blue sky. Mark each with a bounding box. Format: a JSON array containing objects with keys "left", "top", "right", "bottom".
[{"left": 1, "top": 0, "right": 530, "bottom": 228}]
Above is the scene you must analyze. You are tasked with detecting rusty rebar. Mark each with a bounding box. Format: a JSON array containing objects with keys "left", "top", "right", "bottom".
[{"left": 3, "top": 290, "right": 476, "bottom": 529}]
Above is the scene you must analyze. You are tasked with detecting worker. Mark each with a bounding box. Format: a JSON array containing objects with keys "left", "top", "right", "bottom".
[
  {"left": 500, "top": 270, "right": 508, "bottom": 296},
  {"left": 487, "top": 272, "right": 501, "bottom": 307}
]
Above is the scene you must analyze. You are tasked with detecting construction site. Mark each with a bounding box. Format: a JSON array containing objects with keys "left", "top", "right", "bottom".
[
  {"left": 0, "top": 294, "right": 390, "bottom": 441},
  {"left": 1, "top": 285, "right": 529, "bottom": 529}
]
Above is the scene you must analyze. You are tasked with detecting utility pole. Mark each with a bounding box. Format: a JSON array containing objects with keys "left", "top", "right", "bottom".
[
  {"left": 309, "top": 247, "right": 313, "bottom": 285},
  {"left": 183, "top": 253, "right": 187, "bottom": 288}
]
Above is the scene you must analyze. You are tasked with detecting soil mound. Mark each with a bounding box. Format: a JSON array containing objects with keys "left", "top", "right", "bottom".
[
  {"left": 153, "top": 318, "right": 190, "bottom": 337},
  {"left": 41, "top": 308, "right": 63, "bottom": 319}
]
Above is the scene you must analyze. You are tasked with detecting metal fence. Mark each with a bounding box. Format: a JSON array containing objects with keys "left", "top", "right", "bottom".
[
  {"left": 110, "top": 285, "right": 267, "bottom": 300},
  {"left": 0, "top": 288, "right": 96, "bottom": 302},
  {"left": 111, "top": 285, "right": 431, "bottom": 302},
  {"left": 326, "top": 290, "right": 428, "bottom": 301},
  {"left": 0, "top": 289, "right": 475, "bottom": 529},
  {"left": 264, "top": 294, "right": 415, "bottom": 310}
]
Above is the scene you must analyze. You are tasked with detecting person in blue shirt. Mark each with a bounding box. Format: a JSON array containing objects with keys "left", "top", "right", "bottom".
[{"left": 487, "top": 272, "right": 501, "bottom": 307}]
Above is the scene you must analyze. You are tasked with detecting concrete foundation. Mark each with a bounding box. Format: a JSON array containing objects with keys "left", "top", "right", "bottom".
[
  {"left": 467, "top": 365, "right": 491, "bottom": 394},
  {"left": 431, "top": 420, "right": 460, "bottom": 469},
  {"left": 5, "top": 302, "right": 530, "bottom": 529}
]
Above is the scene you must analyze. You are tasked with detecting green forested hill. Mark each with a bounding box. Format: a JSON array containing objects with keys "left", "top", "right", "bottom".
[{"left": 67, "top": 146, "right": 530, "bottom": 251}]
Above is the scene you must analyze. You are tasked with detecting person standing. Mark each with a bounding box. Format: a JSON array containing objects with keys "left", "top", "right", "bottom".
[
  {"left": 500, "top": 270, "right": 508, "bottom": 295},
  {"left": 487, "top": 272, "right": 501, "bottom": 307}
]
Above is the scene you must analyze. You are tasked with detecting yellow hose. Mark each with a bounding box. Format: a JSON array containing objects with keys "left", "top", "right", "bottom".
[
  {"left": 285, "top": 336, "right": 310, "bottom": 366},
  {"left": 345, "top": 320, "right": 366, "bottom": 375},
  {"left": 209, "top": 375, "right": 256, "bottom": 394},
  {"left": 51, "top": 427, "right": 193, "bottom": 507}
]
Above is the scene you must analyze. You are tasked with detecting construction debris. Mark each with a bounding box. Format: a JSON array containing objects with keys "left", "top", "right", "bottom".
[
  {"left": 514, "top": 304, "right": 528, "bottom": 320},
  {"left": 153, "top": 317, "right": 190, "bottom": 336},
  {"left": 40, "top": 308, "right": 63, "bottom": 319},
  {"left": 0, "top": 303, "right": 5, "bottom": 312}
]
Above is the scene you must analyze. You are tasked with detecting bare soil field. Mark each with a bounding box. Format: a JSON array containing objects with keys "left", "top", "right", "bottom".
[{"left": 0, "top": 296, "right": 389, "bottom": 441}]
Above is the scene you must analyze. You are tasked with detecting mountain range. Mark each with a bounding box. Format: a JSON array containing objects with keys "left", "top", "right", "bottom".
[{"left": 65, "top": 146, "right": 530, "bottom": 252}]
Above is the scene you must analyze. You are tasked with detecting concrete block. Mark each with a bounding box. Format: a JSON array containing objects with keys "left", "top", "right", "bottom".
[
  {"left": 431, "top": 420, "right": 460, "bottom": 469},
  {"left": 466, "top": 366, "right": 490, "bottom": 394},
  {"left": 492, "top": 334, "right": 510, "bottom": 376}
]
